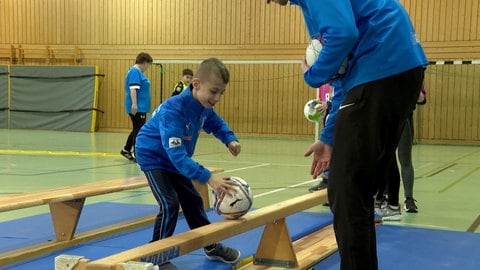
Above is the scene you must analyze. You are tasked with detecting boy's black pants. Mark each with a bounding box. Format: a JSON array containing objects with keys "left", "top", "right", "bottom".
[{"left": 144, "top": 169, "right": 210, "bottom": 241}]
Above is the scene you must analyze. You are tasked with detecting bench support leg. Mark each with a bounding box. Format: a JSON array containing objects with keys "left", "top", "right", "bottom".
[
  {"left": 254, "top": 218, "right": 298, "bottom": 268},
  {"left": 49, "top": 198, "right": 85, "bottom": 241},
  {"left": 192, "top": 181, "right": 210, "bottom": 209}
]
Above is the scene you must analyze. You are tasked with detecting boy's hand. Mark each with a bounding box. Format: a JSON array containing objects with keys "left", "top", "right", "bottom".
[
  {"left": 227, "top": 141, "right": 241, "bottom": 156},
  {"left": 208, "top": 175, "right": 237, "bottom": 196}
]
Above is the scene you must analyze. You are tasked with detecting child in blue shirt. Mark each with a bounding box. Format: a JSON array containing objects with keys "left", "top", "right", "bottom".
[{"left": 135, "top": 58, "right": 241, "bottom": 269}]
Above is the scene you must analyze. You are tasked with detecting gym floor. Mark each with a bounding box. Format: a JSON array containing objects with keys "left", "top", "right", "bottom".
[
  {"left": 1, "top": 129, "right": 479, "bottom": 269},
  {"left": 1, "top": 129, "right": 479, "bottom": 232}
]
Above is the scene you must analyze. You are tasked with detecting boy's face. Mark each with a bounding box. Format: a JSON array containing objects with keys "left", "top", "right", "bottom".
[
  {"left": 191, "top": 74, "right": 226, "bottom": 109},
  {"left": 182, "top": 74, "right": 193, "bottom": 84}
]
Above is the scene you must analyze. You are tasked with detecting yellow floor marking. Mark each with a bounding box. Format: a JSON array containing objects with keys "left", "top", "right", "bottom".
[{"left": 0, "top": 149, "right": 119, "bottom": 158}]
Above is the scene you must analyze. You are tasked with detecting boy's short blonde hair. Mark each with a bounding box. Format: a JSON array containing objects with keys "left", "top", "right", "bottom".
[{"left": 195, "top": 58, "right": 230, "bottom": 84}]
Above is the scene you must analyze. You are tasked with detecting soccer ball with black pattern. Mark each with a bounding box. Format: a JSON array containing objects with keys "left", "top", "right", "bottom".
[{"left": 213, "top": 177, "right": 253, "bottom": 220}]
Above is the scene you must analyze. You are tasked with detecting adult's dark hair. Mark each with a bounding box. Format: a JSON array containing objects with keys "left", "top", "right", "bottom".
[{"left": 135, "top": 52, "right": 153, "bottom": 64}]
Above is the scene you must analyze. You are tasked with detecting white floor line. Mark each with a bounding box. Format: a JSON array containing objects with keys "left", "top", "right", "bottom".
[
  {"left": 222, "top": 164, "right": 271, "bottom": 173},
  {"left": 197, "top": 158, "right": 309, "bottom": 167},
  {"left": 253, "top": 179, "right": 319, "bottom": 199}
]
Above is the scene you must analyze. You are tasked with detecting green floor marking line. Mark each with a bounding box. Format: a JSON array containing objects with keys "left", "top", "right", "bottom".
[
  {"left": 417, "top": 163, "right": 457, "bottom": 178},
  {"left": 438, "top": 167, "right": 480, "bottom": 193},
  {"left": 418, "top": 148, "right": 480, "bottom": 179},
  {"left": 467, "top": 215, "right": 480, "bottom": 232}
]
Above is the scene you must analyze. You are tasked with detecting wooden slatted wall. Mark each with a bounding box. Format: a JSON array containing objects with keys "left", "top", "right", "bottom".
[{"left": 0, "top": 0, "right": 479, "bottom": 143}]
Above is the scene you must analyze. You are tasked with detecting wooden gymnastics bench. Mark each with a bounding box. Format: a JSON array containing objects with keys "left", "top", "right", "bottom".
[
  {"left": 0, "top": 168, "right": 222, "bottom": 267},
  {"left": 236, "top": 224, "right": 337, "bottom": 270},
  {"left": 0, "top": 45, "right": 17, "bottom": 64},
  {"left": 49, "top": 46, "right": 83, "bottom": 65},
  {"left": 56, "top": 189, "right": 335, "bottom": 270},
  {"left": 17, "top": 45, "right": 51, "bottom": 64}
]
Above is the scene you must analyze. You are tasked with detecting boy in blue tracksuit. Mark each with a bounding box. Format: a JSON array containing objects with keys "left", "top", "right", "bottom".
[
  {"left": 266, "top": 1, "right": 428, "bottom": 269},
  {"left": 135, "top": 58, "right": 241, "bottom": 269}
]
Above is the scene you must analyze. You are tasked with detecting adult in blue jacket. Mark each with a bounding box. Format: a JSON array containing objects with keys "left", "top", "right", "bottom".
[
  {"left": 135, "top": 58, "right": 241, "bottom": 269},
  {"left": 266, "top": 1, "right": 428, "bottom": 269}
]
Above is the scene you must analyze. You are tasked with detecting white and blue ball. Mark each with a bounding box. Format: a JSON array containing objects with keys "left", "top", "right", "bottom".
[{"left": 213, "top": 177, "right": 253, "bottom": 220}]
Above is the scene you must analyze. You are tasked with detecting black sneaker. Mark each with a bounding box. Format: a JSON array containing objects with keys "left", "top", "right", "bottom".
[
  {"left": 204, "top": 243, "right": 240, "bottom": 264},
  {"left": 154, "top": 262, "right": 178, "bottom": 270},
  {"left": 120, "top": 149, "right": 135, "bottom": 161},
  {"left": 404, "top": 197, "right": 418, "bottom": 213},
  {"left": 308, "top": 181, "right": 328, "bottom": 193},
  {"left": 374, "top": 195, "right": 387, "bottom": 213}
]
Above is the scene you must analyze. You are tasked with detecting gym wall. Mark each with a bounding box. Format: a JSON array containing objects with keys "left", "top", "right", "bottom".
[{"left": 0, "top": 0, "right": 479, "bottom": 144}]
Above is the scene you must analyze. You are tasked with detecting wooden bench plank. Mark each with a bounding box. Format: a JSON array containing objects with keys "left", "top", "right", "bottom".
[
  {"left": 0, "top": 167, "right": 223, "bottom": 212},
  {"left": 72, "top": 189, "right": 328, "bottom": 270},
  {"left": 0, "top": 170, "right": 221, "bottom": 242},
  {"left": 0, "top": 167, "right": 223, "bottom": 267},
  {"left": 0, "top": 176, "right": 146, "bottom": 212}
]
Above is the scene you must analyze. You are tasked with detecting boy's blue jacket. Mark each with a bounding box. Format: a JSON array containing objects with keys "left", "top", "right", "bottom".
[
  {"left": 135, "top": 86, "right": 238, "bottom": 183},
  {"left": 291, "top": 0, "right": 428, "bottom": 93}
]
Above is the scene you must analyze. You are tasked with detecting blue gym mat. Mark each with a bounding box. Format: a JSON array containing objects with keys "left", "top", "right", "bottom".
[
  {"left": 313, "top": 225, "right": 480, "bottom": 270},
  {"left": 2, "top": 202, "right": 479, "bottom": 270},
  {"left": 0, "top": 202, "right": 333, "bottom": 270},
  {"left": 0, "top": 202, "right": 159, "bottom": 253}
]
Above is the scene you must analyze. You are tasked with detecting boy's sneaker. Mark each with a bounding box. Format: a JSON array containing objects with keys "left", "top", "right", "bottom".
[
  {"left": 205, "top": 243, "right": 240, "bottom": 264},
  {"left": 120, "top": 149, "right": 135, "bottom": 161},
  {"left": 374, "top": 197, "right": 387, "bottom": 214},
  {"left": 308, "top": 181, "right": 328, "bottom": 193},
  {"left": 374, "top": 212, "right": 383, "bottom": 223},
  {"left": 154, "top": 262, "right": 178, "bottom": 270},
  {"left": 380, "top": 205, "right": 402, "bottom": 221},
  {"left": 404, "top": 197, "right": 418, "bottom": 213}
]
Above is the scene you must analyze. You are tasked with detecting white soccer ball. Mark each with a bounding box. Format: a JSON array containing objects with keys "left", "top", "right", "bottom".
[
  {"left": 304, "top": 99, "right": 322, "bottom": 122},
  {"left": 305, "top": 38, "right": 348, "bottom": 75},
  {"left": 305, "top": 38, "right": 322, "bottom": 66},
  {"left": 213, "top": 177, "right": 253, "bottom": 220}
]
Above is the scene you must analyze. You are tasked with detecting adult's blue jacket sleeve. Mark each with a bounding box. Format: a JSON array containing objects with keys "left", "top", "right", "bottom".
[{"left": 298, "top": 0, "right": 358, "bottom": 88}]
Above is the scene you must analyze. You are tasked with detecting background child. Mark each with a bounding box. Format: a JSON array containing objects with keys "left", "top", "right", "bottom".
[
  {"left": 171, "top": 68, "right": 193, "bottom": 96},
  {"left": 135, "top": 58, "right": 241, "bottom": 269}
]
